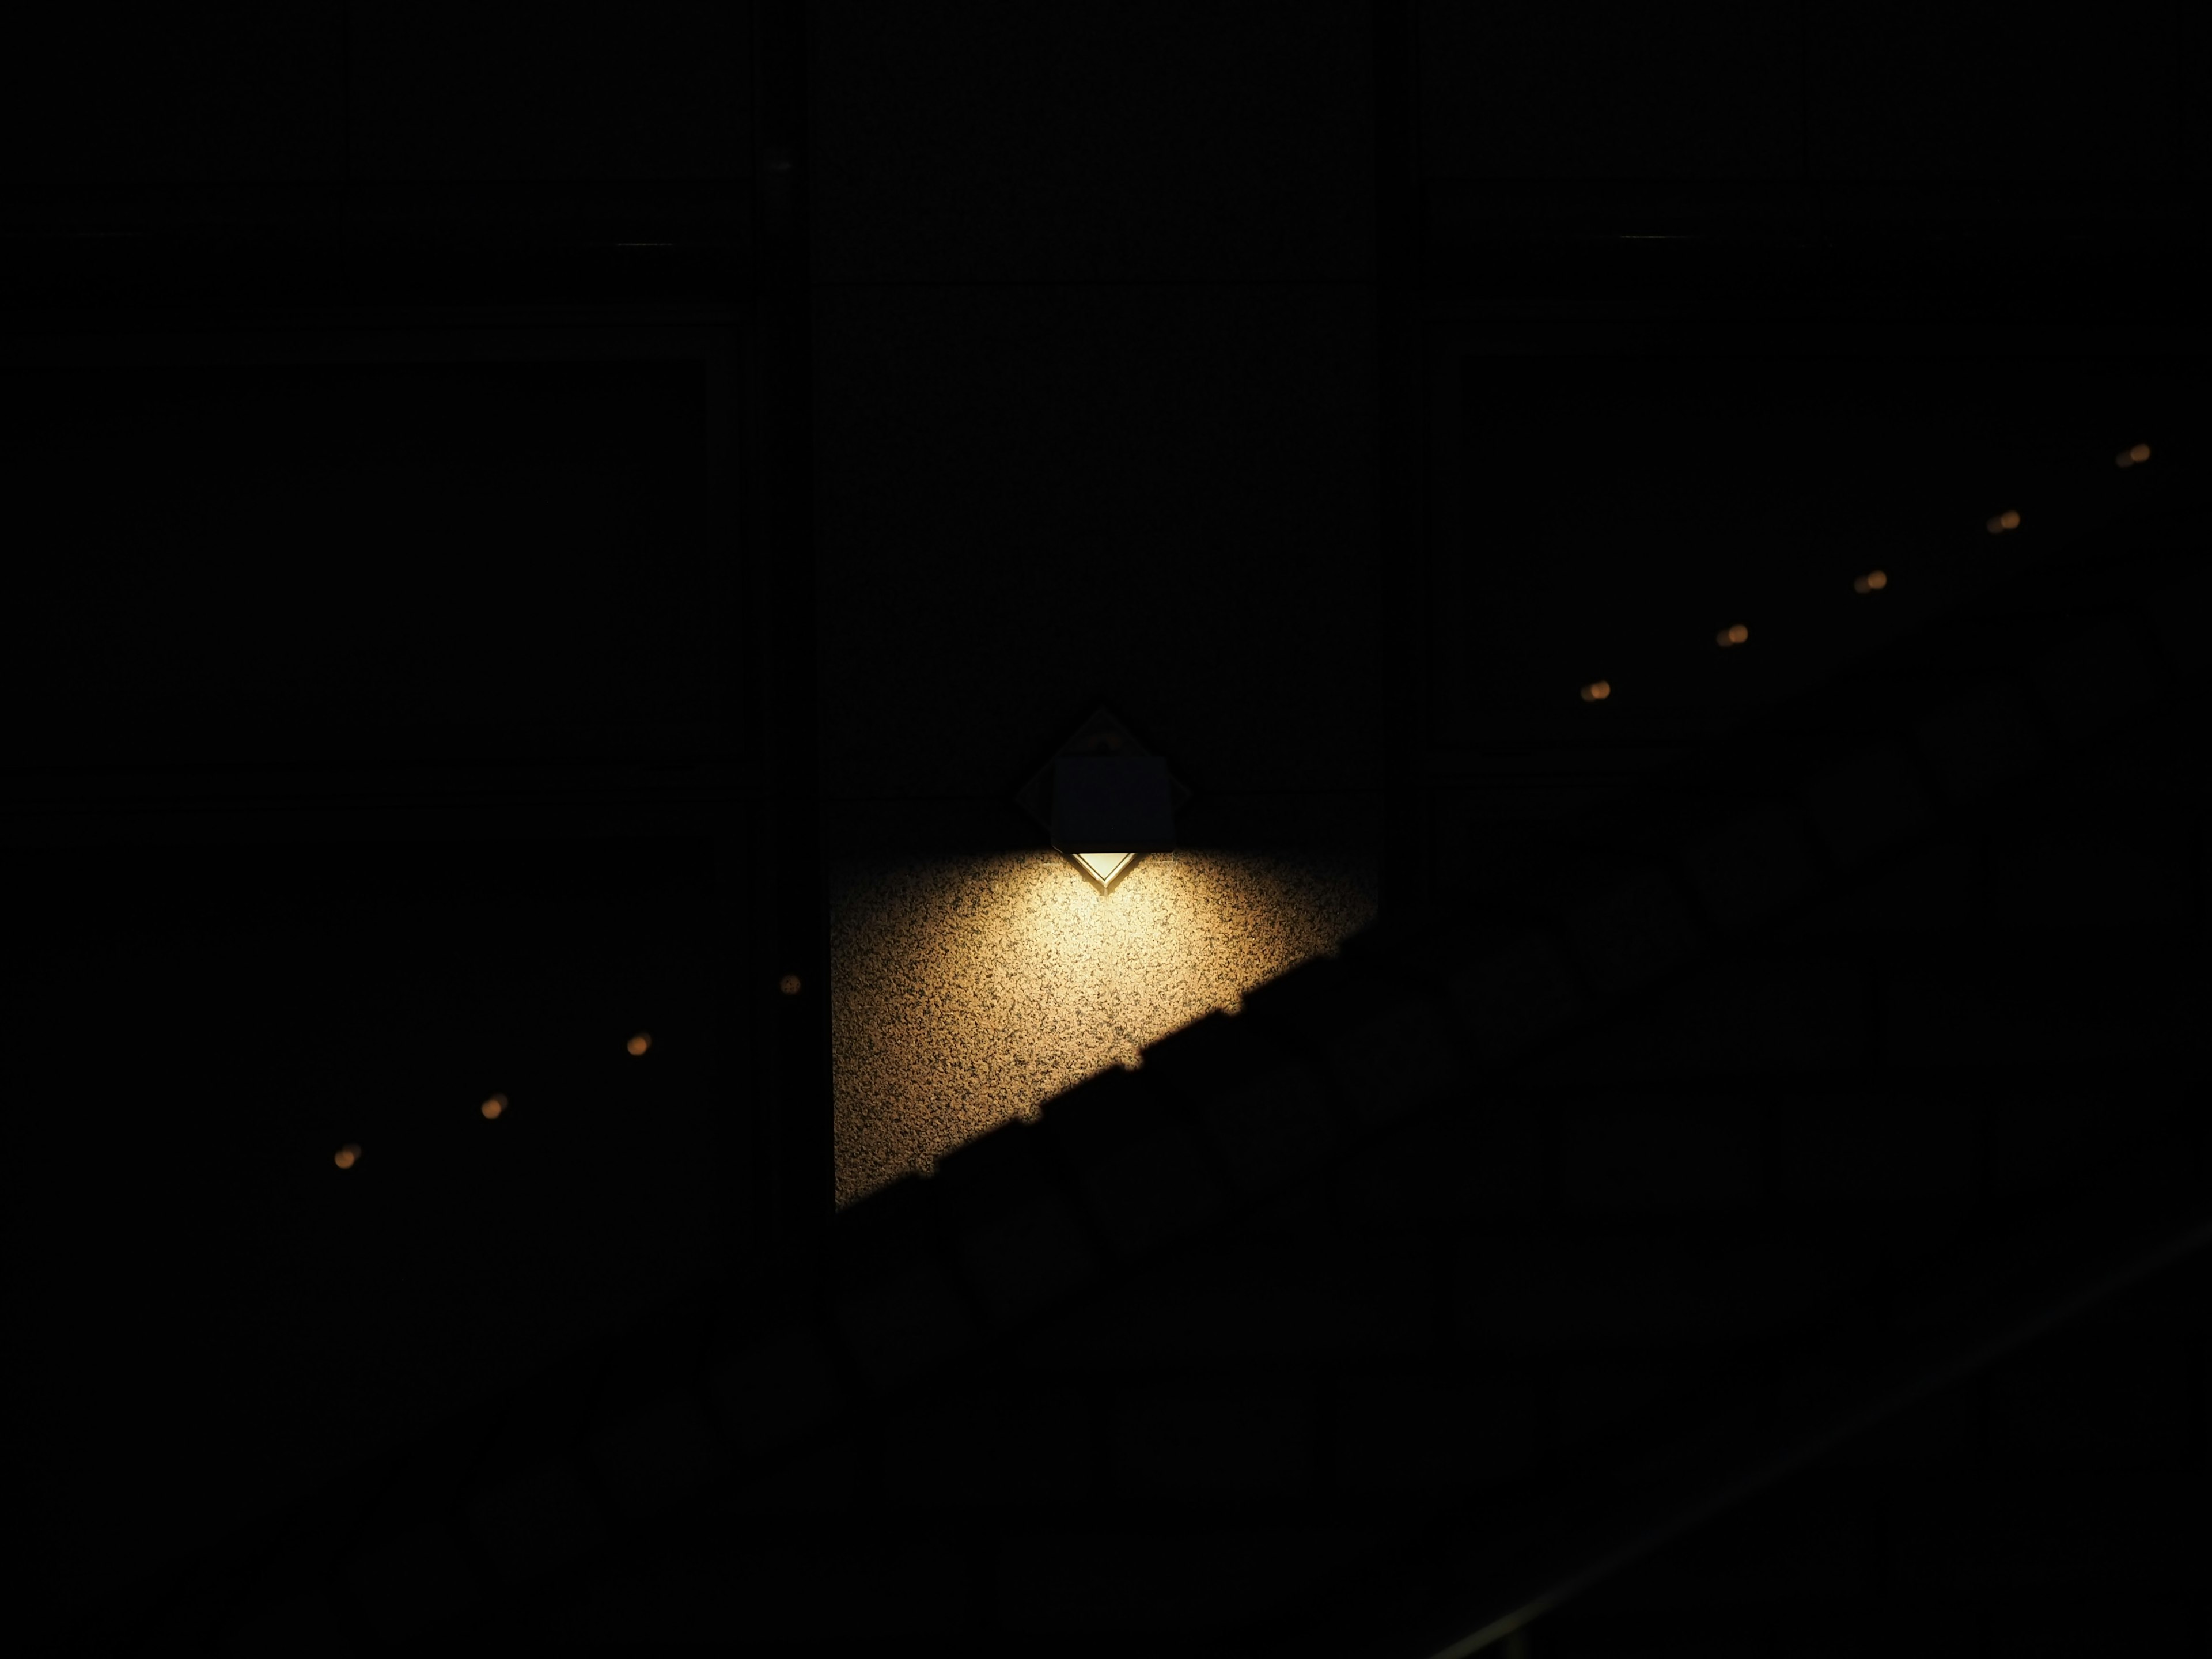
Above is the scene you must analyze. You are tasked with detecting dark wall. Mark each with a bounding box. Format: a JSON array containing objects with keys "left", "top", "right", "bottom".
[
  {"left": 1417, "top": 2, "right": 2202, "bottom": 181},
  {"left": 804, "top": 3, "right": 1388, "bottom": 853},
  {"left": 5, "top": 358, "right": 717, "bottom": 760},
  {"left": 6, "top": 2, "right": 2207, "bottom": 1651},
  {"left": 3, "top": 6, "right": 764, "bottom": 1630}
]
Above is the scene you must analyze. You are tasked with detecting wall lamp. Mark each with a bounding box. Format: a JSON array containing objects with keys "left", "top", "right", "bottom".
[{"left": 1014, "top": 706, "right": 1194, "bottom": 893}]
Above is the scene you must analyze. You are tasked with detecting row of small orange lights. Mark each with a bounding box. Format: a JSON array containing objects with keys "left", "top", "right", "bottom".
[
  {"left": 330, "top": 1031, "right": 653, "bottom": 1168},
  {"left": 1577, "top": 442, "right": 2153, "bottom": 703}
]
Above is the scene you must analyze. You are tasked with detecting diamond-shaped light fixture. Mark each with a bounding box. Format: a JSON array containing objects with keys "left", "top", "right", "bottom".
[{"left": 1014, "top": 706, "right": 1194, "bottom": 892}]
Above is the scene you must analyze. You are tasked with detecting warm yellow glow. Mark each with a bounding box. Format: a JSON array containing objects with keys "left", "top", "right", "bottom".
[
  {"left": 2118, "top": 442, "right": 2151, "bottom": 468},
  {"left": 1580, "top": 680, "right": 1611, "bottom": 702},
  {"left": 779, "top": 974, "right": 802, "bottom": 995},
  {"left": 1073, "top": 850, "right": 1134, "bottom": 886},
  {"left": 334, "top": 1143, "right": 361, "bottom": 1169},
  {"left": 481, "top": 1093, "right": 506, "bottom": 1119},
  {"left": 1987, "top": 509, "right": 2021, "bottom": 533},
  {"left": 1853, "top": 570, "right": 1888, "bottom": 593},
  {"left": 627, "top": 1032, "right": 651, "bottom": 1056},
  {"left": 828, "top": 848, "right": 1379, "bottom": 1209},
  {"left": 1717, "top": 624, "right": 1748, "bottom": 646}
]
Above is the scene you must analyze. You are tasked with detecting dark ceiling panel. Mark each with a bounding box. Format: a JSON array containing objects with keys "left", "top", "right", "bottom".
[
  {"left": 808, "top": 0, "right": 1376, "bottom": 283},
  {"left": 1805, "top": 3, "right": 2182, "bottom": 181},
  {"left": 346, "top": 0, "right": 751, "bottom": 181},
  {"left": 3, "top": 354, "right": 722, "bottom": 767},
  {"left": 1414, "top": 1, "right": 2186, "bottom": 186},
  {"left": 0, "top": 6, "right": 347, "bottom": 188},
  {"left": 1415, "top": 0, "right": 1802, "bottom": 181}
]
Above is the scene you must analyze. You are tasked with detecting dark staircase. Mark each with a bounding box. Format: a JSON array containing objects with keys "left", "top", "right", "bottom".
[{"left": 63, "top": 446, "right": 2212, "bottom": 1659}]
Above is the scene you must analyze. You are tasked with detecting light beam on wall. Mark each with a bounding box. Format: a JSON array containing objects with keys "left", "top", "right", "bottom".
[{"left": 828, "top": 844, "right": 1380, "bottom": 1209}]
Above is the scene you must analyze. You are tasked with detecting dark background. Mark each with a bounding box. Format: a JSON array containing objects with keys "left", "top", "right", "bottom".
[{"left": 4, "top": 1, "right": 2206, "bottom": 1648}]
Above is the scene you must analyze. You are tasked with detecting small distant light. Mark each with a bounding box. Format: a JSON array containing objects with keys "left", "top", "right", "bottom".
[
  {"left": 334, "top": 1143, "right": 361, "bottom": 1169},
  {"left": 779, "top": 974, "right": 802, "bottom": 995},
  {"left": 1717, "top": 624, "right": 1749, "bottom": 647},
  {"left": 2118, "top": 442, "right": 2150, "bottom": 468},
  {"left": 1987, "top": 509, "right": 2021, "bottom": 533},
  {"left": 481, "top": 1093, "right": 506, "bottom": 1119},
  {"left": 1853, "top": 570, "right": 1888, "bottom": 593},
  {"left": 627, "top": 1032, "right": 651, "bottom": 1056},
  {"left": 1580, "top": 680, "right": 1611, "bottom": 702}
]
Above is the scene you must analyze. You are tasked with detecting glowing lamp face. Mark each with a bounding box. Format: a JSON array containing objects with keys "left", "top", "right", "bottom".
[{"left": 1051, "top": 755, "right": 1175, "bottom": 891}]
